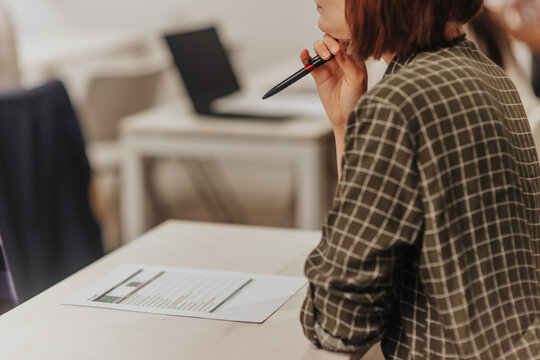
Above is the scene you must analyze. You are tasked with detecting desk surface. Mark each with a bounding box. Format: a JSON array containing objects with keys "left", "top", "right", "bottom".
[
  {"left": 120, "top": 101, "right": 333, "bottom": 141},
  {"left": 0, "top": 220, "right": 347, "bottom": 360}
]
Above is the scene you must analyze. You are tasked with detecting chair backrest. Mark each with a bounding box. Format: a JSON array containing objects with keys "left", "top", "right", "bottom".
[
  {"left": 0, "top": 80, "right": 103, "bottom": 301},
  {"left": 0, "top": 2, "right": 20, "bottom": 92},
  {"left": 82, "top": 61, "right": 164, "bottom": 141}
]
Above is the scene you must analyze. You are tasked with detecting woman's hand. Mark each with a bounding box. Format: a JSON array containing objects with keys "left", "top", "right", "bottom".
[{"left": 301, "top": 34, "right": 368, "bottom": 131}]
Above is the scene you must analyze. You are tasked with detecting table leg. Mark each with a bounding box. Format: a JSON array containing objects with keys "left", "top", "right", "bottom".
[
  {"left": 294, "top": 144, "right": 327, "bottom": 230},
  {"left": 121, "top": 142, "right": 146, "bottom": 243}
]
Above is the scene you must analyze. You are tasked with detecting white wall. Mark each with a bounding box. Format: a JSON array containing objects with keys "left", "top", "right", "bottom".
[{"left": 3, "top": 0, "right": 322, "bottom": 72}]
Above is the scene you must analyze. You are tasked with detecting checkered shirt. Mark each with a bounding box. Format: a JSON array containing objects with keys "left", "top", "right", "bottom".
[{"left": 301, "top": 39, "right": 540, "bottom": 359}]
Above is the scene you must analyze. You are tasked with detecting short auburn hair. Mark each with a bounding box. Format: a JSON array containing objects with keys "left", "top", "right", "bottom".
[{"left": 345, "top": 0, "right": 484, "bottom": 60}]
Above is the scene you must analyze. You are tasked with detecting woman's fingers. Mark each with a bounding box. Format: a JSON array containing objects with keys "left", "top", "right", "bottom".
[
  {"left": 322, "top": 34, "right": 341, "bottom": 55},
  {"left": 313, "top": 39, "right": 333, "bottom": 60},
  {"left": 300, "top": 48, "right": 312, "bottom": 66},
  {"left": 303, "top": 34, "right": 342, "bottom": 67}
]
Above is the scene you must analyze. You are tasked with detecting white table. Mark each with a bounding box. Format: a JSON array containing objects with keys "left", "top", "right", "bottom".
[
  {"left": 0, "top": 220, "right": 350, "bottom": 360},
  {"left": 120, "top": 101, "right": 334, "bottom": 243}
]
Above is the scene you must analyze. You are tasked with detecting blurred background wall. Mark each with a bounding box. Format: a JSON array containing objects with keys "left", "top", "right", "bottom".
[{"left": 4, "top": 0, "right": 322, "bottom": 73}]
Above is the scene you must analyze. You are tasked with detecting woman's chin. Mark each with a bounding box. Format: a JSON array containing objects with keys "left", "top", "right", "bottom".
[{"left": 317, "top": 19, "right": 349, "bottom": 41}]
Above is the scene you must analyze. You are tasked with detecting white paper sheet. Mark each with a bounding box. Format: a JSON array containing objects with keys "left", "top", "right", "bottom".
[{"left": 64, "top": 263, "right": 307, "bottom": 323}]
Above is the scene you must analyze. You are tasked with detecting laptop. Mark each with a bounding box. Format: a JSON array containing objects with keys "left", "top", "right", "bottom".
[{"left": 164, "top": 27, "right": 323, "bottom": 120}]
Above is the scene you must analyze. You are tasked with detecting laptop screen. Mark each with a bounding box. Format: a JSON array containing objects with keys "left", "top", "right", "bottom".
[{"left": 164, "top": 27, "right": 241, "bottom": 114}]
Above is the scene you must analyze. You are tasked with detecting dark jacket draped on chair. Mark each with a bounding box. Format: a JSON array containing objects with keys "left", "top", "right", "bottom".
[{"left": 0, "top": 80, "right": 103, "bottom": 302}]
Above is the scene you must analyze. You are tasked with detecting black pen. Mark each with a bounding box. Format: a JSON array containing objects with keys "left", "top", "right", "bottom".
[{"left": 262, "top": 54, "right": 334, "bottom": 99}]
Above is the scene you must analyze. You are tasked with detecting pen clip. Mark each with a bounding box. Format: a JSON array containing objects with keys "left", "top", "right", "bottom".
[{"left": 307, "top": 56, "right": 320, "bottom": 65}]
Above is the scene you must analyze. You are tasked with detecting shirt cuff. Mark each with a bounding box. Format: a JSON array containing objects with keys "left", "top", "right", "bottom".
[{"left": 300, "top": 284, "right": 380, "bottom": 355}]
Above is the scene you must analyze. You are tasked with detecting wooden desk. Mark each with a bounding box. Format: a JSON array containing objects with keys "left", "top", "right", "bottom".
[
  {"left": 120, "top": 101, "right": 334, "bottom": 243},
  {"left": 0, "top": 220, "right": 347, "bottom": 360}
]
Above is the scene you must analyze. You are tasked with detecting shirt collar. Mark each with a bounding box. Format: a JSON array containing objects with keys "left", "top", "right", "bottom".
[
  {"left": 383, "top": 34, "right": 468, "bottom": 77},
  {"left": 384, "top": 54, "right": 417, "bottom": 77}
]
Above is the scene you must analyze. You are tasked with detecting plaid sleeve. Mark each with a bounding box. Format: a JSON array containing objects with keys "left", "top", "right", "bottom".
[{"left": 300, "top": 96, "right": 424, "bottom": 352}]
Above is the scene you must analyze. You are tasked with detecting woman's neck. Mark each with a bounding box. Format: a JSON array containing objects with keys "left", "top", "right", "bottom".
[
  {"left": 381, "top": 23, "right": 465, "bottom": 65},
  {"left": 446, "top": 23, "right": 465, "bottom": 40}
]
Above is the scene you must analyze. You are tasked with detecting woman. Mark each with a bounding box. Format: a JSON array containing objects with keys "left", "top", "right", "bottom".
[{"left": 300, "top": 0, "right": 540, "bottom": 359}]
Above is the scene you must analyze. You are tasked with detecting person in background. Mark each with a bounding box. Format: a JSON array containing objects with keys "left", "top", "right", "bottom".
[
  {"left": 0, "top": 0, "right": 20, "bottom": 91},
  {"left": 466, "top": 7, "right": 540, "bottom": 119},
  {"left": 300, "top": 0, "right": 540, "bottom": 358},
  {"left": 467, "top": 7, "right": 540, "bottom": 162},
  {"left": 488, "top": 0, "right": 540, "bottom": 95}
]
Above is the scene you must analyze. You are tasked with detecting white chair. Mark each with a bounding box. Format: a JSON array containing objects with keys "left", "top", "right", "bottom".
[
  {"left": 79, "top": 58, "right": 167, "bottom": 251},
  {"left": 0, "top": 1, "right": 20, "bottom": 91},
  {"left": 82, "top": 63, "right": 164, "bottom": 142}
]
